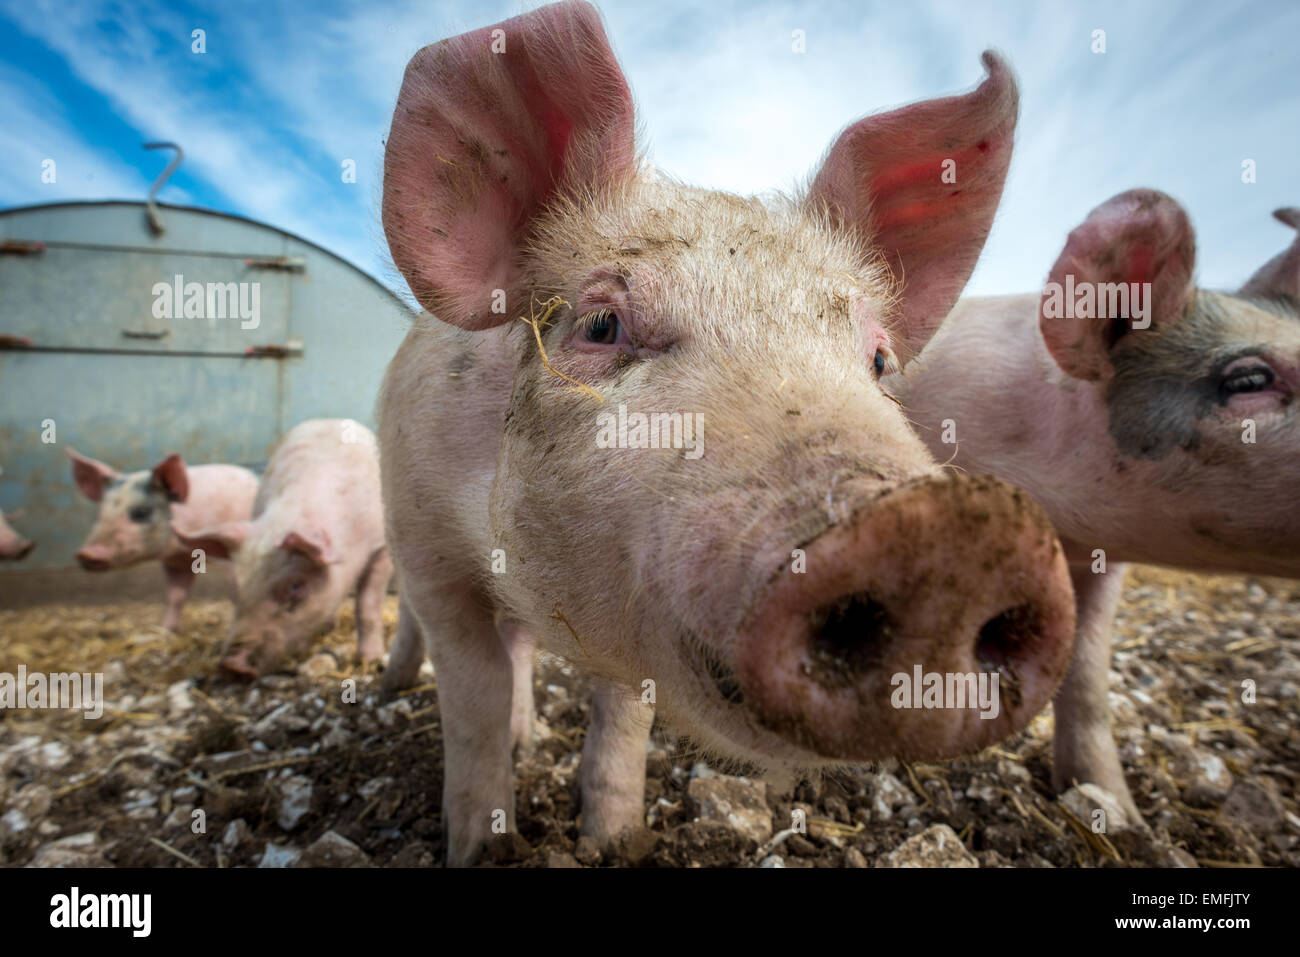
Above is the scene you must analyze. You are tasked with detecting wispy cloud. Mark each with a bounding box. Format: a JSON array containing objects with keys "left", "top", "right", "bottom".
[{"left": 2, "top": 0, "right": 1297, "bottom": 295}]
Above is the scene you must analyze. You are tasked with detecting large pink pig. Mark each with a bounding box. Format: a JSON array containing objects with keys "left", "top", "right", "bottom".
[
  {"left": 890, "top": 190, "right": 1300, "bottom": 819},
  {"left": 376, "top": 1, "right": 1078, "bottom": 865},
  {"left": 0, "top": 509, "right": 33, "bottom": 560},
  {"left": 68, "top": 449, "right": 259, "bottom": 629},
  {"left": 173, "top": 418, "right": 391, "bottom": 678}
]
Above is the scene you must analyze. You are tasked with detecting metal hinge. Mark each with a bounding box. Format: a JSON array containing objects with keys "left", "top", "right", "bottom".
[
  {"left": 245, "top": 338, "right": 304, "bottom": 358},
  {"left": 1, "top": 240, "right": 45, "bottom": 255},
  {"left": 244, "top": 256, "right": 307, "bottom": 272}
]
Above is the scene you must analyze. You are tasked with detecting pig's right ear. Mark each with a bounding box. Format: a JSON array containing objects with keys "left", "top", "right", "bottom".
[
  {"left": 1039, "top": 189, "right": 1196, "bottom": 381},
  {"left": 172, "top": 522, "right": 249, "bottom": 561},
  {"left": 67, "top": 448, "right": 119, "bottom": 502},
  {"left": 383, "top": 0, "right": 636, "bottom": 330},
  {"left": 807, "top": 51, "right": 1018, "bottom": 361}
]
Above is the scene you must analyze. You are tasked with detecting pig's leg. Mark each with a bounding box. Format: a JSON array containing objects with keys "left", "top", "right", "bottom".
[
  {"left": 579, "top": 680, "right": 654, "bottom": 845},
  {"left": 412, "top": 581, "right": 515, "bottom": 866},
  {"left": 355, "top": 546, "right": 393, "bottom": 666},
  {"left": 380, "top": 598, "right": 425, "bottom": 694},
  {"left": 1052, "top": 561, "right": 1143, "bottom": 823},
  {"left": 496, "top": 619, "right": 537, "bottom": 756},
  {"left": 160, "top": 561, "right": 195, "bottom": 632}
]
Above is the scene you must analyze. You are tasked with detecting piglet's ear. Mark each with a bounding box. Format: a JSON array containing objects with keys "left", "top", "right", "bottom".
[
  {"left": 807, "top": 51, "right": 1018, "bottom": 361},
  {"left": 1240, "top": 207, "right": 1300, "bottom": 302},
  {"left": 67, "top": 448, "right": 119, "bottom": 503},
  {"left": 1039, "top": 189, "right": 1196, "bottom": 381},
  {"left": 173, "top": 522, "right": 249, "bottom": 561},
  {"left": 383, "top": 0, "right": 636, "bottom": 330},
  {"left": 280, "top": 530, "right": 335, "bottom": 567},
  {"left": 151, "top": 453, "right": 189, "bottom": 503}
]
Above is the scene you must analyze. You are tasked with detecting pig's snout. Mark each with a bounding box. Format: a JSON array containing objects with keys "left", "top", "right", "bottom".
[
  {"left": 76, "top": 546, "right": 111, "bottom": 571},
  {"left": 733, "top": 473, "right": 1076, "bottom": 763},
  {"left": 219, "top": 647, "right": 260, "bottom": 680},
  {"left": 2, "top": 539, "right": 34, "bottom": 560}
]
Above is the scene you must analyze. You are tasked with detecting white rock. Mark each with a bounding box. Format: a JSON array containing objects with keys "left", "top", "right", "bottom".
[
  {"left": 277, "top": 775, "right": 314, "bottom": 831},
  {"left": 258, "top": 843, "right": 302, "bottom": 868},
  {"left": 1061, "top": 783, "right": 1133, "bottom": 834}
]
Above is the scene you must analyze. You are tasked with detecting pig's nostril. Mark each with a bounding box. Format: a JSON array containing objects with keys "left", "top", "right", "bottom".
[
  {"left": 975, "top": 604, "right": 1042, "bottom": 705},
  {"left": 809, "top": 593, "right": 894, "bottom": 677}
]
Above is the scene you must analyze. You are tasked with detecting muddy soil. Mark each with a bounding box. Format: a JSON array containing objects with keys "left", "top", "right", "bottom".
[{"left": 1, "top": 565, "right": 1296, "bottom": 867}]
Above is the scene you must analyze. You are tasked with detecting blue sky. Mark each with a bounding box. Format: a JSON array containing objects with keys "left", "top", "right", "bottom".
[{"left": 2, "top": 0, "right": 1297, "bottom": 302}]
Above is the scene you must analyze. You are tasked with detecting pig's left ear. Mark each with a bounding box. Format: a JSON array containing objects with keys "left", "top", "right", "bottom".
[
  {"left": 1039, "top": 189, "right": 1196, "bottom": 381},
  {"left": 280, "top": 530, "right": 335, "bottom": 567},
  {"left": 1240, "top": 207, "right": 1300, "bottom": 302},
  {"left": 150, "top": 454, "right": 189, "bottom": 503},
  {"left": 807, "top": 51, "right": 1018, "bottom": 361}
]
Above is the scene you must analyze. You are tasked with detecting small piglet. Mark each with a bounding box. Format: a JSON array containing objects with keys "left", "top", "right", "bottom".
[
  {"left": 174, "top": 418, "right": 391, "bottom": 678},
  {"left": 69, "top": 448, "right": 258, "bottom": 629},
  {"left": 890, "top": 190, "right": 1300, "bottom": 818},
  {"left": 0, "top": 508, "right": 33, "bottom": 560},
  {"left": 378, "top": 1, "right": 1077, "bottom": 865}
]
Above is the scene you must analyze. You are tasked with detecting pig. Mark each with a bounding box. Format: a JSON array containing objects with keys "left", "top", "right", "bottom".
[
  {"left": 68, "top": 448, "right": 259, "bottom": 630},
  {"left": 172, "top": 418, "right": 391, "bottom": 678},
  {"left": 376, "top": 1, "right": 1079, "bottom": 865},
  {"left": 888, "top": 190, "right": 1300, "bottom": 820},
  {"left": 0, "top": 509, "right": 34, "bottom": 560}
]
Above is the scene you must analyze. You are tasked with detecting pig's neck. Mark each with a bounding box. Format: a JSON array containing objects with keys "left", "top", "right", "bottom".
[{"left": 891, "top": 294, "right": 1195, "bottom": 567}]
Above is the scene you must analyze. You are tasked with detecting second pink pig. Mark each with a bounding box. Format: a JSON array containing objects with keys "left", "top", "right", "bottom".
[{"left": 174, "top": 418, "right": 391, "bottom": 677}]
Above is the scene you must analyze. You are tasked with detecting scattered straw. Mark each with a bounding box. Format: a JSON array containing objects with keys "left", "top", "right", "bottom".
[
  {"left": 209, "top": 754, "right": 318, "bottom": 782},
  {"left": 149, "top": 837, "right": 202, "bottom": 868},
  {"left": 518, "top": 296, "right": 605, "bottom": 402}
]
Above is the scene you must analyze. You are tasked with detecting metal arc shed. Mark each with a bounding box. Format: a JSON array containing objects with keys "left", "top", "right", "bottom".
[{"left": 0, "top": 200, "right": 413, "bottom": 574}]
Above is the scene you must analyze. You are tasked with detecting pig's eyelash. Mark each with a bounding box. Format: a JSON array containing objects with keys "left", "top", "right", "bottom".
[{"left": 574, "top": 309, "right": 614, "bottom": 334}]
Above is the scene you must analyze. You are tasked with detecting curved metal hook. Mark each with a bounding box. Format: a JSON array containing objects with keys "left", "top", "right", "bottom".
[{"left": 143, "top": 141, "right": 184, "bottom": 235}]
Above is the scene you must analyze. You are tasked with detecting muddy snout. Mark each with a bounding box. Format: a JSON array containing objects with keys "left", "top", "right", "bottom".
[
  {"left": 75, "top": 546, "right": 112, "bottom": 571},
  {"left": 733, "top": 472, "right": 1076, "bottom": 762},
  {"left": 219, "top": 632, "right": 289, "bottom": 680}
]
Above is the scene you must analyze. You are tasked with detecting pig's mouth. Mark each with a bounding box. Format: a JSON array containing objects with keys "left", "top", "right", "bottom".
[
  {"left": 76, "top": 554, "right": 112, "bottom": 572},
  {"left": 678, "top": 631, "right": 745, "bottom": 707}
]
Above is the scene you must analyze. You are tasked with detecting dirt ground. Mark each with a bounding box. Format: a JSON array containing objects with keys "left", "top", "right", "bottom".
[{"left": 1, "top": 565, "right": 1297, "bottom": 868}]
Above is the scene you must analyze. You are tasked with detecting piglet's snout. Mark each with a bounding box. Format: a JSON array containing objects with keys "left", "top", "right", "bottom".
[{"left": 733, "top": 472, "right": 1076, "bottom": 763}]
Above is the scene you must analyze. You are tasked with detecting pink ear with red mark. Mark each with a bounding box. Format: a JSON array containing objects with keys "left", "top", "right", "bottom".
[
  {"left": 1240, "top": 207, "right": 1300, "bottom": 302},
  {"left": 173, "top": 521, "right": 249, "bottom": 561},
  {"left": 67, "top": 448, "right": 120, "bottom": 503},
  {"left": 151, "top": 453, "right": 190, "bottom": 503},
  {"left": 383, "top": 0, "right": 636, "bottom": 330},
  {"left": 807, "top": 51, "right": 1019, "bottom": 361},
  {"left": 1039, "top": 189, "right": 1196, "bottom": 381},
  {"left": 280, "top": 530, "right": 334, "bottom": 566}
]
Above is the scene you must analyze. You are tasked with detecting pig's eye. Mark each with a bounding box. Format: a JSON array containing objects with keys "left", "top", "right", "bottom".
[
  {"left": 579, "top": 309, "right": 627, "bottom": 346},
  {"left": 279, "top": 580, "right": 305, "bottom": 612},
  {"left": 1221, "top": 364, "right": 1275, "bottom": 396},
  {"left": 128, "top": 505, "right": 153, "bottom": 523},
  {"left": 873, "top": 349, "right": 887, "bottom": 378}
]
